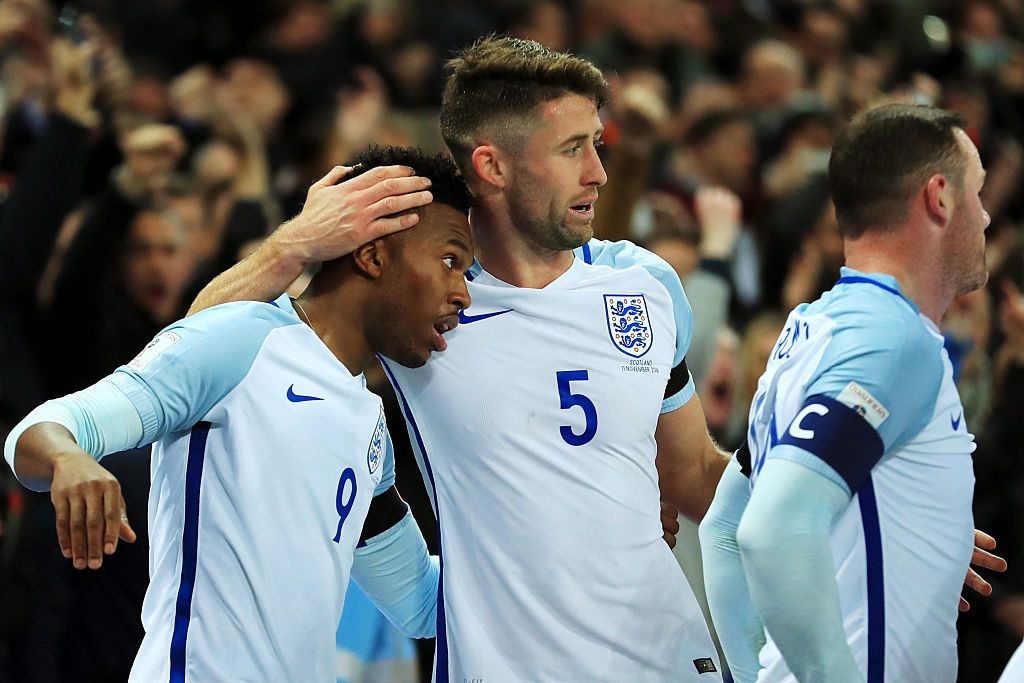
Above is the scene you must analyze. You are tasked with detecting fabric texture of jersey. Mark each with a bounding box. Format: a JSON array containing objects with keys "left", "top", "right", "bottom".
[
  {"left": 117, "top": 296, "right": 394, "bottom": 682},
  {"left": 745, "top": 268, "right": 975, "bottom": 682},
  {"left": 384, "top": 239, "right": 719, "bottom": 682}
]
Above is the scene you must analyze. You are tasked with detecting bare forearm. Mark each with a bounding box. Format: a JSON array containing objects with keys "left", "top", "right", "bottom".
[
  {"left": 661, "top": 441, "right": 730, "bottom": 523},
  {"left": 11, "top": 423, "right": 82, "bottom": 491},
  {"left": 188, "top": 234, "right": 306, "bottom": 315},
  {"left": 685, "top": 444, "right": 730, "bottom": 522},
  {"left": 655, "top": 397, "right": 731, "bottom": 522}
]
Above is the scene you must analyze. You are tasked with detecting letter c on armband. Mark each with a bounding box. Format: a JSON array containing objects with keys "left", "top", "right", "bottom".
[{"left": 788, "top": 404, "right": 829, "bottom": 440}]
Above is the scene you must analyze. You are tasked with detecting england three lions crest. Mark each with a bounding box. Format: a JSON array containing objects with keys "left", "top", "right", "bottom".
[
  {"left": 366, "top": 408, "right": 385, "bottom": 486},
  {"left": 604, "top": 294, "right": 653, "bottom": 358}
]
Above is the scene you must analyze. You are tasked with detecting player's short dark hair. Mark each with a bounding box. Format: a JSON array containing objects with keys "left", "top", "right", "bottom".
[
  {"left": 439, "top": 35, "right": 609, "bottom": 176},
  {"left": 345, "top": 145, "right": 473, "bottom": 216},
  {"left": 828, "top": 104, "right": 967, "bottom": 238}
]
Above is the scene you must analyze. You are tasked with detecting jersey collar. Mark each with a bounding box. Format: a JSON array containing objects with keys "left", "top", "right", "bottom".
[
  {"left": 835, "top": 266, "right": 920, "bottom": 314},
  {"left": 464, "top": 255, "right": 587, "bottom": 290}
]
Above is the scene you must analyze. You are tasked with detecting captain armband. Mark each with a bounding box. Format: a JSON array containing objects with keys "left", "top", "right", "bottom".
[{"left": 776, "top": 394, "right": 884, "bottom": 493}]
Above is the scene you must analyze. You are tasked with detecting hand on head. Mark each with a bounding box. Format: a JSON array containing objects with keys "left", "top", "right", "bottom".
[{"left": 276, "top": 163, "right": 434, "bottom": 266}]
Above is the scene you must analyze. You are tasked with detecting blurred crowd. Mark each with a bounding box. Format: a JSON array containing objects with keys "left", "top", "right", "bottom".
[{"left": 0, "top": 0, "right": 1023, "bottom": 681}]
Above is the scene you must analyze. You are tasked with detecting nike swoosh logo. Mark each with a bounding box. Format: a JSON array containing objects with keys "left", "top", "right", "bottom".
[
  {"left": 287, "top": 384, "right": 324, "bottom": 402},
  {"left": 951, "top": 412, "right": 962, "bottom": 431},
  {"left": 457, "top": 309, "right": 513, "bottom": 324}
]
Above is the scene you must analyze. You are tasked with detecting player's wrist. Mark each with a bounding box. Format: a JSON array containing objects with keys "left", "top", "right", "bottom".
[
  {"left": 265, "top": 224, "right": 316, "bottom": 274},
  {"left": 49, "top": 445, "right": 96, "bottom": 473}
]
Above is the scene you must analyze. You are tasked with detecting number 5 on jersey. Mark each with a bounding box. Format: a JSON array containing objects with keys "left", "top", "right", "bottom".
[{"left": 556, "top": 370, "right": 598, "bottom": 446}]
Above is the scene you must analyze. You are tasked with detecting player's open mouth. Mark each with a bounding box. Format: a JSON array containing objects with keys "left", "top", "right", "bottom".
[
  {"left": 569, "top": 194, "right": 598, "bottom": 219},
  {"left": 569, "top": 202, "right": 594, "bottom": 218},
  {"left": 432, "top": 316, "right": 459, "bottom": 352}
]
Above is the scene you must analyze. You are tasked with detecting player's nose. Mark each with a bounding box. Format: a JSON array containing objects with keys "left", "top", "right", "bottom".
[
  {"left": 584, "top": 146, "right": 607, "bottom": 187},
  {"left": 450, "top": 278, "right": 471, "bottom": 311}
]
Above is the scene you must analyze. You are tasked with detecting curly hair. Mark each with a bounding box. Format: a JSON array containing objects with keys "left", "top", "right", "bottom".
[{"left": 345, "top": 145, "right": 473, "bottom": 216}]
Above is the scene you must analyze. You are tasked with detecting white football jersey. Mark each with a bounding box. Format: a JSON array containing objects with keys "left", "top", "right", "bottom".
[
  {"left": 743, "top": 268, "right": 975, "bottom": 682},
  {"left": 111, "top": 296, "right": 394, "bottom": 682},
  {"left": 382, "top": 240, "right": 721, "bottom": 682}
]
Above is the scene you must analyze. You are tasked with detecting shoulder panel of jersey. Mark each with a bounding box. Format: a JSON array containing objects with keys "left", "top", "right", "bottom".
[
  {"left": 800, "top": 269, "right": 945, "bottom": 456},
  {"left": 108, "top": 295, "right": 302, "bottom": 442},
  {"left": 575, "top": 238, "right": 694, "bottom": 367}
]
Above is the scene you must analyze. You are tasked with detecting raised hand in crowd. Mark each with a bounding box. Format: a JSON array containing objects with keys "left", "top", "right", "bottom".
[
  {"left": 998, "top": 279, "right": 1024, "bottom": 373},
  {"left": 593, "top": 69, "right": 670, "bottom": 241},
  {"left": 50, "top": 38, "right": 98, "bottom": 127},
  {"left": 115, "top": 123, "right": 186, "bottom": 200},
  {"left": 324, "top": 67, "right": 390, "bottom": 169},
  {"left": 694, "top": 186, "right": 741, "bottom": 261}
]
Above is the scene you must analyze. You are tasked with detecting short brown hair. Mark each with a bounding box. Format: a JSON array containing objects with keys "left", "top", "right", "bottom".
[
  {"left": 440, "top": 35, "right": 609, "bottom": 175},
  {"left": 829, "top": 104, "right": 966, "bottom": 238}
]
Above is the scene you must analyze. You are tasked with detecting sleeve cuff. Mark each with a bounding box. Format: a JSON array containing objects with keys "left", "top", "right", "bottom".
[
  {"left": 108, "top": 371, "right": 162, "bottom": 442},
  {"left": 661, "top": 371, "right": 696, "bottom": 413},
  {"left": 768, "top": 443, "right": 851, "bottom": 496}
]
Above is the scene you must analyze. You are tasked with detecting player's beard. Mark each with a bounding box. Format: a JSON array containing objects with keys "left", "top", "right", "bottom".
[
  {"left": 507, "top": 179, "right": 592, "bottom": 252},
  {"left": 943, "top": 202, "right": 988, "bottom": 297}
]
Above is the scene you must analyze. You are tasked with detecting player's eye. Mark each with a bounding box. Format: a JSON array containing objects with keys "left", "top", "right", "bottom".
[
  {"left": 594, "top": 139, "right": 605, "bottom": 150},
  {"left": 442, "top": 256, "right": 456, "bottom": 269},
  {"left": 565, "top": 144, "right": 581, "bottom": 156}
]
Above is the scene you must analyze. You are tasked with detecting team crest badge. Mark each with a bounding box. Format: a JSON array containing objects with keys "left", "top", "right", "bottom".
[
  {"left": 604, "top": 294, "right": 653, "bottom": 358},
  {"left": 366, "top": 408, "right": 385, "bottom": 485}
]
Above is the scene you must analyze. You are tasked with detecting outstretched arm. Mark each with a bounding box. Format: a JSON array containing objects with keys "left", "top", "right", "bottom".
[
  {"left": 6, "top": 301, "right": 290, "bottom": 571},
  {"left": 4, "top": 380, "right": 144, "bottom": 570},
  {"left": 188, "top": 164, "right": 434, "bottom": 314}
]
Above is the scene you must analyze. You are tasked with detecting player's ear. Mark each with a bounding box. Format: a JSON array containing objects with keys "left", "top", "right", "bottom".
[
  {"left": 471, "top": 144, "right": 507, "bottom": 190},
  {"left": 352, "top": 239, "right": 385, "bottom": 279},
  {"left": 924, "top": 173, "right": 953, "bottom": 227}
]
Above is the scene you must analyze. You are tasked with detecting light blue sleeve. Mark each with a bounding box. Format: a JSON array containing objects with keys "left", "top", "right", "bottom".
[
  {"left": 350, "top": 509, "right": 438, "bottom": 639},
  {"left": 581, "top": 239, "right": 695, "bottom": 411},
  {"left": 770, "top": 298, "right": 945, "bottom": 494},
  {"left": 335, "top": 581, "right": 416, "bottom": 683},
  {"left": 374, "top": 429, "right": 397, "bottom": 497},
  {"left": 737, "top": 459, "right": 862, "bottom": 682},
  {"left": 804, "top": 301, "right": 943, "bottom": 452},
  {"left": 3, "top": 380, "right": 147, "bottom": 491},
  {"left": 698, "top": 456, "right": 763, "bottom": 683},
  {"left": 107, "top": 300, "right": 299, "bottom": 442}
]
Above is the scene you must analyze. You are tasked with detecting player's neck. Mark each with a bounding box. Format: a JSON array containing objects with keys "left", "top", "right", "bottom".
[
  {"left": 844, "top": 235, "right": 948, "bottom": 324},
  {"left": 470, "top": 214, "right": 576, "bottom": 288},
  {"left": 293, "top": 289, "right": 373, "bottom": 376}
]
